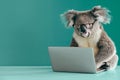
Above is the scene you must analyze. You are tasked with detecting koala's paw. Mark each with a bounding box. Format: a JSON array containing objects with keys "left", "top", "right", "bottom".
[{"left": 99, "top": 62, "right": 110, "bottom": 71}]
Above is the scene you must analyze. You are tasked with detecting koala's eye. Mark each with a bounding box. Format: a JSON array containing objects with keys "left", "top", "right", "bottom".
[
  {"left": 86, "top": 23, "right": 93, "bottom": 29},
  {"left": 89, "top": 23, "right": 93, "bottom": 27}
]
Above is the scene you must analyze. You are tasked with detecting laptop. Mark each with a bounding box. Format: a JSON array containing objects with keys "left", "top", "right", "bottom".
[{"left": 48, "top": 47, "right": 103, "bottom": 73}]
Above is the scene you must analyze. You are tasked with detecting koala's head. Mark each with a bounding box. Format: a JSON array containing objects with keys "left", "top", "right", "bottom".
[{"left": 61, "top": 6, "right": 111, "bottom": 38}]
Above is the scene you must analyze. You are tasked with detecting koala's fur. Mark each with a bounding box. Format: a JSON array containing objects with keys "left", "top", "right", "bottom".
[{"left": 61, "top": 6, "right": 119, "bottom": 71}]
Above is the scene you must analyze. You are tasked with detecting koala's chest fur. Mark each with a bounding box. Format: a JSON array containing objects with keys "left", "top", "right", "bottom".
[{"left": 73, "top": 31, "right": 102, "bottom": 56}]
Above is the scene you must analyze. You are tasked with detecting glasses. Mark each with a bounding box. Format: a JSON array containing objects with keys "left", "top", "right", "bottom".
[{"left": 79, "top": 20, "right": 96, "bottom": 29}]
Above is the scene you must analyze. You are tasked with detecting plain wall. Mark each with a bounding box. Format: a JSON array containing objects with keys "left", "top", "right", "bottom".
[{"left": 0, "top": 0, "right": 119, "bottom": 65}]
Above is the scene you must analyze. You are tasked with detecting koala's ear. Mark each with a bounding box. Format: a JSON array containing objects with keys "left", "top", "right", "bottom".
[
  {"left": 61, "top": 10, "right": 77, "bottom": 27},
  {"left": 91, "top": 6, "right": 111, "bottom": 24}
]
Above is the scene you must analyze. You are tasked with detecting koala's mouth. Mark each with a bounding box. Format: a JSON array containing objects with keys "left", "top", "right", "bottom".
[
  {"left": 78, "top": 25, "right": 90, "bottom": 38},
  {"left": 81, "top": 31, "right": 90, "bottom": 38}
]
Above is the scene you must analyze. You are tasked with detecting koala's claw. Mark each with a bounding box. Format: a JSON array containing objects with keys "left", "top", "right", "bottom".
[{"left": 99, "top": 62, "right": 110, "bottom": 71}]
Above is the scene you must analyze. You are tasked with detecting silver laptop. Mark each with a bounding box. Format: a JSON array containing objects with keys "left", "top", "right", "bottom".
[{"left": 48, "top": 47, "right": 103, "bottom": 73}]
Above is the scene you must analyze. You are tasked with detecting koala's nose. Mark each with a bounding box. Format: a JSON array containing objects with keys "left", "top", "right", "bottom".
[{"left": 80, "top": 26, "right": 87, "bottom": 33}]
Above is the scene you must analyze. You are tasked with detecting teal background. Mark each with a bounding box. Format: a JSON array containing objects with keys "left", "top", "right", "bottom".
[{"left": 0, "top": 0, "right": 119, "bottom": 66}]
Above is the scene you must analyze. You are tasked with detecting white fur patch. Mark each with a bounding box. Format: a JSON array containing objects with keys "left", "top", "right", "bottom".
[
  {"left": 60, "top": 14, "right": 69, "bottom": 28},
  {"left": 97, "top": 15, "right": 104, "bottom": 23}
]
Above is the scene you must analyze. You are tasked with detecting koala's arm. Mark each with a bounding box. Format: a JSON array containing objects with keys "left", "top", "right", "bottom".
[
  {"left": 95, "top": 31, "right": 116, "bottom": 68},
  {"left": 70, "top": 38, "right": 78, "bottom": 47}
]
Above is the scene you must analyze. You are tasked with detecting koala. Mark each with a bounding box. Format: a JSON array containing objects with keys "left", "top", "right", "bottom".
[{"left": 61, "top": 6, "right": 119, "bottom": 71}]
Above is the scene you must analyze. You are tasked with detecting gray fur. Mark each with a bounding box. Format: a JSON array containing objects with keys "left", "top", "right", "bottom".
[
  {"left": 91, "top": 6, "right": 111, "bottom": 24},
  {"left": 96, "top": 30, "right": 117, "bottom": 69},
  {"left": 61, "top": 6, "right": 119, "bottom": 71}
]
